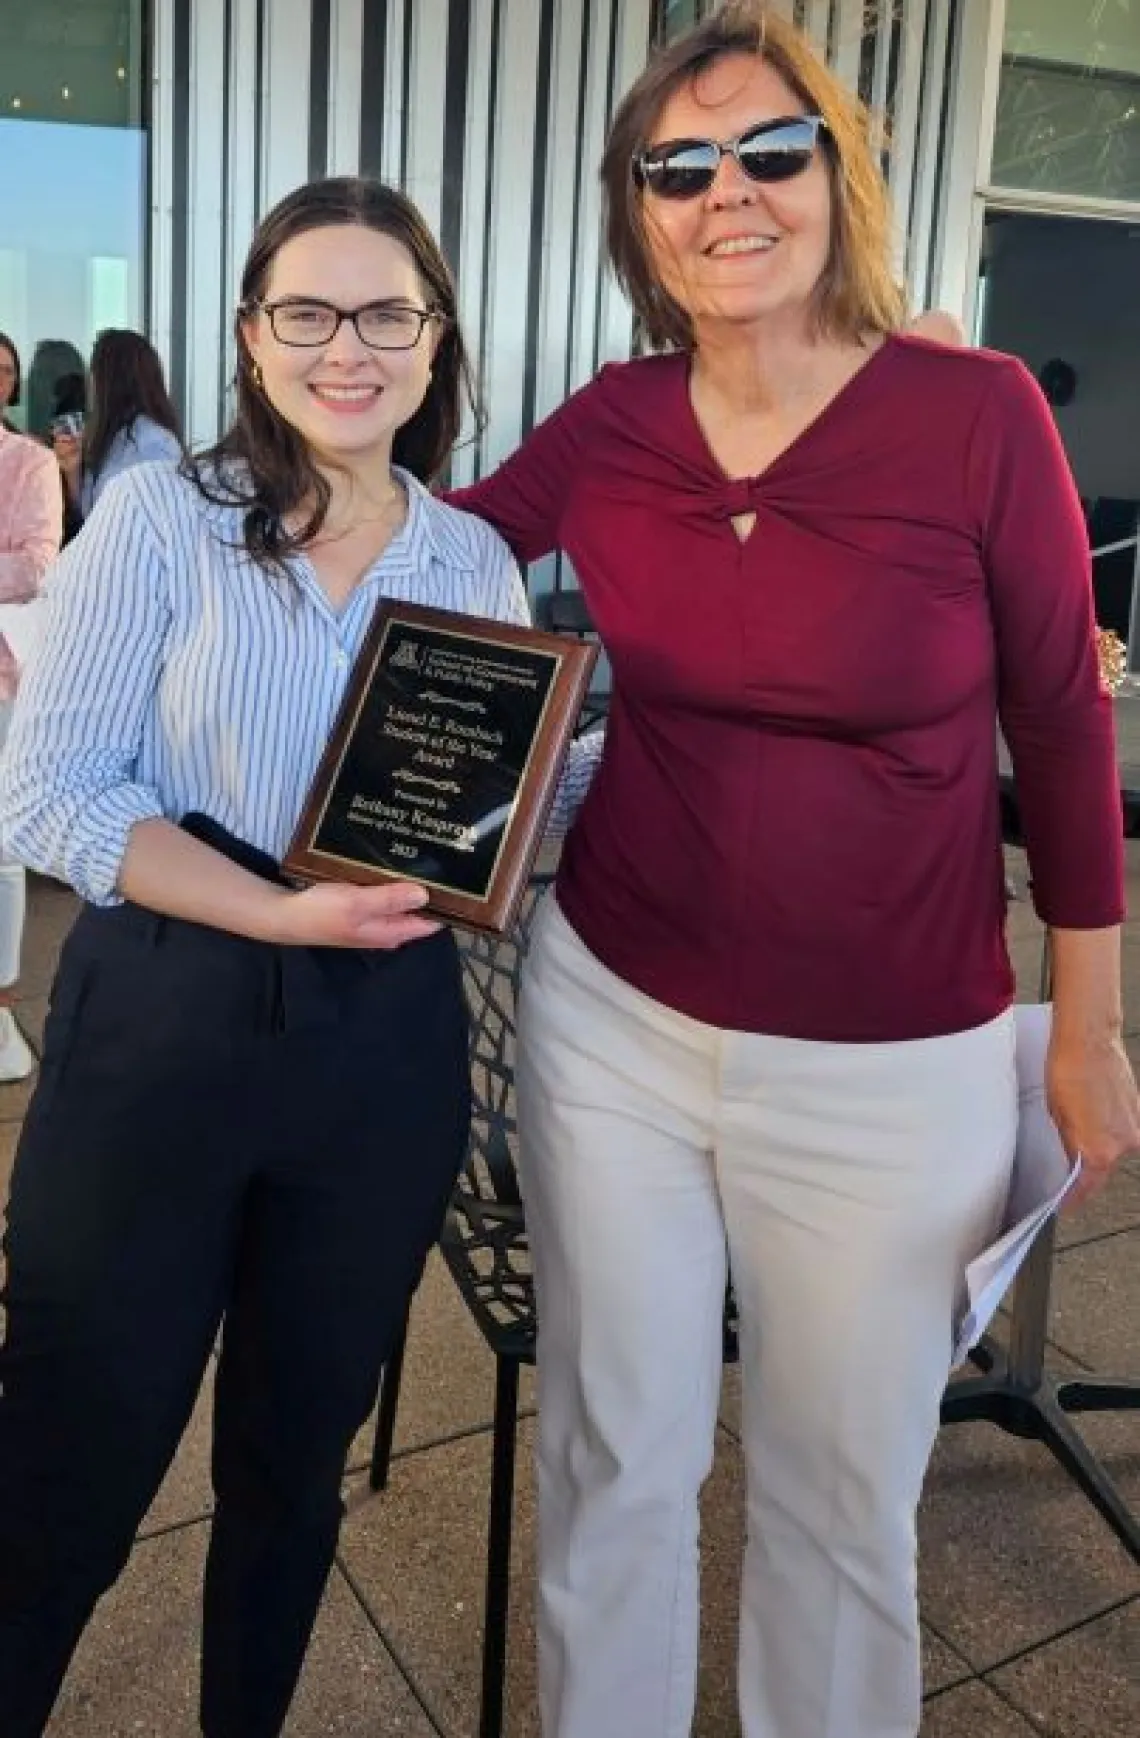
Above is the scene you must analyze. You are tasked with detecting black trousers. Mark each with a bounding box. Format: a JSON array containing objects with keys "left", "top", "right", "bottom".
[{"left": 0, "top": 832, "right": 470, "bottom": 1738}]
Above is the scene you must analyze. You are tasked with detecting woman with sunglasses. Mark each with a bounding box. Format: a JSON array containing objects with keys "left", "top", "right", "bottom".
[
  {"left": 0, "top": 177, "right": 567, "bottom": 1738},
  {"left": 449, "top": 6, "right": 1138, "bottom": 1736}
]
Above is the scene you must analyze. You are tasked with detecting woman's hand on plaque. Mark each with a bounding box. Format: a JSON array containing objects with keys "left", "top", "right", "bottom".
[{"left": 275, "top": 879, "right": 441, "bottom": 949}]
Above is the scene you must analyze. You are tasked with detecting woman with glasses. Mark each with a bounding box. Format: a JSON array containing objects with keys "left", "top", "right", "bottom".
[
  {"left": 0, "top": 177, "right": 560, "bottom": 1738},
  {"left": 0, "top": 332, "right": 63, "bottom": 1083},
  {"left": 448, "top": 6, "right": 1139, "bottom": 1736}
]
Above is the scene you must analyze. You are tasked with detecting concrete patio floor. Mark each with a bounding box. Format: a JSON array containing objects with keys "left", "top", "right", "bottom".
[{"left": 1, "top": 860, "right": 1137, "bottom": 1737}]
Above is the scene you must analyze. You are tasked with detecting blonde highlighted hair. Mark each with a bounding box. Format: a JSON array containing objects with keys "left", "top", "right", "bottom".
[{"left": 601, "top": 0, "right": 906, "bottom": 349}]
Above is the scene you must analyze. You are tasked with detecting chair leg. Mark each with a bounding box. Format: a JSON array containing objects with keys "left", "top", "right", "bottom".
[
  {"left": 480, "top": 1357, "right": 521, "bottom": 1738},
  {"left": 369, "top": 1310, "right": 410, "bottom": 1491}
]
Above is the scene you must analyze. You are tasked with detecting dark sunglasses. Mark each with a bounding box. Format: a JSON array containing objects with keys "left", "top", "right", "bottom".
[{"left": 633, "top": 114, "right": 828, "bottom": 200}]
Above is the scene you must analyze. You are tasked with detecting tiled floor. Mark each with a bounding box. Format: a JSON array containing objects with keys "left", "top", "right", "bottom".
[{"left": 1, "top": 865, "right": 1137, "bottom": 1737}]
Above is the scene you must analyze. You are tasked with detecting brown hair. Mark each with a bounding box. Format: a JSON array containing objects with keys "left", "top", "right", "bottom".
[
  {"left": 192, "top": 176, "right": 481, "bottom": 573},
  {"left": 601, "top": 0, "right": 906, "bottom": 351},
  {"left": 85, "top": 328, "right": 184, "bottom": 485}
]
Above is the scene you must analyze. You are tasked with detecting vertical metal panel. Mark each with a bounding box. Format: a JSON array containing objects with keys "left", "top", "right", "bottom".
[
  {"left": 599, "top": 0, "right": 655, "bottom": 367},
  {"left": 888, "top": 0, "right": 930, "bottom": 280},
  {"left": 831, "top": 0, "right": 864, "bottom": 89},
  {"left": 929, "top": 0, "right": 1004, "bottom": 320},
  {"left": 328, "top": 0, "right": 365, "bottom": 174},
  {"left": 452, "top": 0, "right": 497, "bottom": 485},
  {"left": 804, "top": 0, "right": 831, "bottom": 55},
  {"left": 380, "top": 0, "right": 408, "bottom": 179},
  {"left": 358, "top": 0, "right": 388, "bottom": 174},
  {"left": 480, "top": 0, "right": 544, "bottom": 466},
  {"left": 165, "top": 0, "right": 193, "bottom": 414},
  {"left": 221, "top": 0, "right": 262, "bottom": 423},
  {"left": 567, "top": 0, "right": 616, "bottom": 394},
  {"left": 308, "top": 0, "right": 333, "bottom": 178},
  {"left": 260, "top": 0, "right": 314, "bottom": 212},
  {"left": 184, "top": 0, "right": 228, "bottom": 447},
  {"left": 148, "top": 0, "right": 178, "bottom": 381},
  {"left": 532, "top": 0, "right": 588, "bottom": 426},
  {"left": 906, "top": 0, "right": 952, "bottom": 306},
  {"left": 403, "top": 0, "right": 451, "bottom": 239},
  {"left": 440, "top": 0, "right": 474, "bottom": 272},
  {"left": 868, "top": 0, "right": 893, "bottom": 119}
]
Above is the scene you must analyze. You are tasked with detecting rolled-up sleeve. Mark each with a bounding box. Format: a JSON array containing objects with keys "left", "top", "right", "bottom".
[
  {"left": 968, "top": 357, "right": 1124, "bottom": 928},
  {"left": 0, "top": 473, "right": 171, "bottom": 904}
]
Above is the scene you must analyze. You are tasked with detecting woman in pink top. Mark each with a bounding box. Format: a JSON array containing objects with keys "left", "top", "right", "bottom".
[
  {"left": 449, "top": 8, "right": 1140, "bottom": 1736},
  {"left": 0, "top": 332, "right": 63, "bottom": 1079}
]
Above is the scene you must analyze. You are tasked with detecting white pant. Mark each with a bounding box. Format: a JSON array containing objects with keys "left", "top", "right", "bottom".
[
  {"left": 0, "top": 700, "right": 24, "bottom": 986},
  {"left": 515, "top": 895, "right": 1017, "bottom": 1738}
]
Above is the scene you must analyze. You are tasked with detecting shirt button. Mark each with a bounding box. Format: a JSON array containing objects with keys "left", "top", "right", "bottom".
[{"left": 334, "top": 650, "right": 348, "bottom": 668}]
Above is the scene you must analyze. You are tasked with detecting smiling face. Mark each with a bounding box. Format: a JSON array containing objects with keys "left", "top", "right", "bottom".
[
  {"left": 240, "top": 223, "right": 439, "bottom": 473},
  {"left": 641, "top": 52, "right": 833, "bottom": 340}
]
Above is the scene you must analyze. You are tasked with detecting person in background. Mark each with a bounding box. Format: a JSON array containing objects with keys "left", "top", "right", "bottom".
[
  {"left": 0, "top": 332, "right": 63, "bottom": 1081},
  {"left": 448, "top": 6, "right": 1140, "bottom": 1736},
  {"left": 24, "top": 339, "right": 85, "bottom": 443},
  {"left": 0, "top": 175, "right": 586, "bottom": 1738},
  {"left": 0, "top": 333, "right": 21, "bottom": 432},
  {"left": 53, "top": 328, "right": 183, "bottom": 523}
]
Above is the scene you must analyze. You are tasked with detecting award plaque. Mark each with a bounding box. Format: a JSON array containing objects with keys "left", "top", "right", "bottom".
[{"left": 285, "top": 600, "right": 599, "bottom": 935}]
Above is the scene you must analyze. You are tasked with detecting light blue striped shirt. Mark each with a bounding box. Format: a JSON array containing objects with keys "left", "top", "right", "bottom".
[
  {"left": 81, "top": 414, "right": 184, "bottom": 516},
  {"left": 1, "top": 460, "right": 600, "bottom": 905}
]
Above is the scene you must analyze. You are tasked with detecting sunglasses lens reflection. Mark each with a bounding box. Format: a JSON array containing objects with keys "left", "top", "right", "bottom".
[{"left": 641, "top": 119, "right": 822, "bottom": 200}]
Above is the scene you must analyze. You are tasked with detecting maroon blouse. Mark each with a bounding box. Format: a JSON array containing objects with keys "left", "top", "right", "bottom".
[{"left": 449, "top": 335, "right": 1122, "bottom": 1042}]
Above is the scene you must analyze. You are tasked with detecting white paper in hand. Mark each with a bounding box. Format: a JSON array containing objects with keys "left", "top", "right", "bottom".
[{"left": 953, "top": 1003, "right": 1081, "bottom": 1367}]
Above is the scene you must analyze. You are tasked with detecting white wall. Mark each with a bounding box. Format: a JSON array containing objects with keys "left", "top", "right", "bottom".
[{"left": 981, "top": 212, "right": 1140, "bottom": 501}]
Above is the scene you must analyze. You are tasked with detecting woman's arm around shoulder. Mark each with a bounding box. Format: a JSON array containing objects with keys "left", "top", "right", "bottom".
[{"left": 445, "top": 371, "right": 612, "bottom": 564}]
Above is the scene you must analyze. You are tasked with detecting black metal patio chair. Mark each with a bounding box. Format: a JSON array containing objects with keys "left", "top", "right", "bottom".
[
  {"left": 369, "top": 874, "right": 739, "bottom": 1738},
  {"left": 535, "top": 588, "right": 610, "bottom": 734}
]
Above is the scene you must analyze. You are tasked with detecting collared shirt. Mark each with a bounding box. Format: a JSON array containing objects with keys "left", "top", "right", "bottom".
[
  {"left": 0, "top": 423, "right": 63, "bottom": 699},
  {"left": 81, "top": 414, "right": 184, "bottom": 516},
  {"left": 1, "top": 459, "right": 598, "bottom": 905},
  {"left": 449, "top": 336, "right": 1123, "bottom": 1043}
]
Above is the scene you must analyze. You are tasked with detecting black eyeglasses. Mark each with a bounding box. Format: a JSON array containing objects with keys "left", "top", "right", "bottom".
[
  {"left": 633, "top": 114, "right": 827, "bottom": 200},
  {"left": 247, "top": 298, "right": 442, "bottom": 351}
]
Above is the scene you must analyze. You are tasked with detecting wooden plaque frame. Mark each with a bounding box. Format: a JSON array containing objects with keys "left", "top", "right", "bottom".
[{"left": 285, "top": 600, "right": 598, "bottom": 935}]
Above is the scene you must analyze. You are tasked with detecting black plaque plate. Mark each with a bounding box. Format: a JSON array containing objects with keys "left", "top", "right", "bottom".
[{"left": 285, "top": 600, "right": 598, "bottom": 934}]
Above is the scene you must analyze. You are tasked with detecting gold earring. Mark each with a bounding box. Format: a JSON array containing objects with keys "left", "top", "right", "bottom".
[{"left": 250, "top": 359, "right": 264, "bottom": 390}]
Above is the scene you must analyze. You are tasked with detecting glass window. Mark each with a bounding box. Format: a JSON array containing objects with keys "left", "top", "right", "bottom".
[
  {"left": 976, "top": 209, "right": 1140, "bottom": 660},
  {"left": 0, "top": 0, "right": 147, "bottom": 438},
  {"left": 659, "top": 1, "right": 705, "bottom": 44},
  {"left": 993, "top": 0, "right": 1140, "bottom": 202}
]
